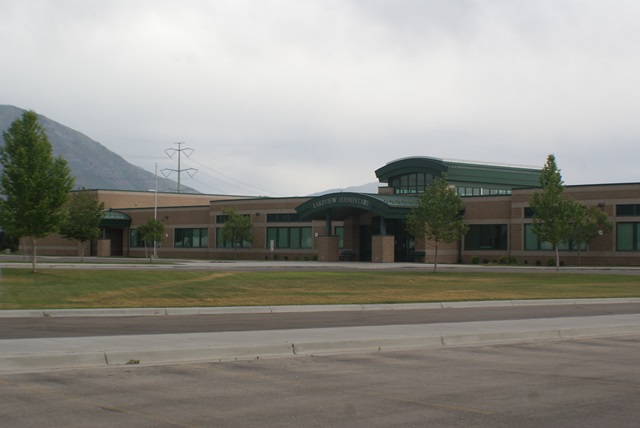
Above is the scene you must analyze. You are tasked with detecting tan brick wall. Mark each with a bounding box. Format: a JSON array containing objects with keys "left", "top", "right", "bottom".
[{"left": 372, "top": 235, "right": 395, "bottom": 263}]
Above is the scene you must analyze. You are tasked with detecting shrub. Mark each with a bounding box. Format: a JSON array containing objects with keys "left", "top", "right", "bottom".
[{"left": 471, "top": 256, "right": 480, "bottom": 264}]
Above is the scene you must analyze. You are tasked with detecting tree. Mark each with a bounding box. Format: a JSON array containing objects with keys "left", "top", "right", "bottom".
[
  {"left": 568, "top": 203, "right": 612, "bottom": 266},
  {"left": 405, "top": 173, "right": 468, "bottom": 272},
  {"left": 219, "top": 208, "right": 252, "bottom": 260},
  {"left": 59, "top": 188, "right": 105, "bottom": 262},
  {"left": 0, "top": 110, "right": 75, "bottom": 272},
  {"left": 529, "top": 154, "right": 575, "bottom": 272},
  {"left": 137, "top": 218, "right": 165, "bottom": 262}
]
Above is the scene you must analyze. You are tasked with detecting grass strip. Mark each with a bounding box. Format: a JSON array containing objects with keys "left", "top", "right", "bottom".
[{"left": 0, "top": 269, "right": 639, "bottom": 309}]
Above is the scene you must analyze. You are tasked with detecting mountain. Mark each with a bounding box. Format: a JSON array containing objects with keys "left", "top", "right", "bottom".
[
  {"left": 307, "top": 182, "right": 382, "bottom": 196},
  {"left": 0, "top": 105, "right": 198, "bottom": 193}
]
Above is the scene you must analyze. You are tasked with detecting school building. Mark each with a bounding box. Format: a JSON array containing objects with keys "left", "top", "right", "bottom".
[{"left": 27, "top": 156, "right": 640, "bottom": 266}]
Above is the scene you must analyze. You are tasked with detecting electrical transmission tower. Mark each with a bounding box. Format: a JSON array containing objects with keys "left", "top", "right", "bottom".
[{"left": 161, "top": 142, "right": 198, "bottom": 193}]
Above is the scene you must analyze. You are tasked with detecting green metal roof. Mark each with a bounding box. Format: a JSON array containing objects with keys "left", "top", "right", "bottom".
[
  {"left": 375, "top": 157, "right": 541, "bottom": 189},
  {"left": 99, "top": 211, "right": 132, "bottom": 228},
  {"left": 296, "top": 192, "right": 417, "bottom": 220}
]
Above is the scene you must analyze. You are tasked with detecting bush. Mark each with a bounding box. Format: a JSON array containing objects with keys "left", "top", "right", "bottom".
[
  {"left": 536, "top": 260, "right": 542, "bottom": 266},
  {"left": 547, "top": 257, "right": 555, "bottom": 266},
  {"left": 471, "top": 256, "right": 480, "bottom": 264},
  {"left": 498, "top": 256, "right": 518, "bottom": 265}
]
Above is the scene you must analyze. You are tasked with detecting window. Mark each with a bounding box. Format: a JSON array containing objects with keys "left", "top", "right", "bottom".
[
  {"left": 616, "top": 223, "right": 640, "bottom": 251},
  {"left": 334, "top": 226, "right": 344, "bottom": 249},
  {"left": 523, "top": 224, "right": 585, "bottom": 251},
  {"left": 266, "top": 227, "right": 312, "bottom": 249},
  {"left": 175, "top": 228, "right": 208, "bottom": 248},
  {"left": 216, "top": 228, "right": 251, "bottom": 248},
  {"left": 464, "top": 225, "right": 508, "bottom": 250},
  {"left": 392, "top": 173, "right": 434, "bottom": 194},
  {"left": 616, "top": 204, "right": 640, "bottom": 217},
  {"left": 129, "top": 229, "right": 146, "bottom": 248}
]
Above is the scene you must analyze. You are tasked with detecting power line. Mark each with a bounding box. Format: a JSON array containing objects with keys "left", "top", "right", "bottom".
[{"left": 161, "top": 142, "right": 198, "bottom": 193}]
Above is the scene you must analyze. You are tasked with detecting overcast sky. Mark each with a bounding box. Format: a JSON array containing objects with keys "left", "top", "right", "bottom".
[{"left": 2, "top": 0, "right": 640, "bottom": 196}]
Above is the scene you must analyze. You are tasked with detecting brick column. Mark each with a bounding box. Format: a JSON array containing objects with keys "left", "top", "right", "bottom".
[
  {"left": 372, "top": 235, "right": 395, "bottom": 263},
  {"left": 96, "top": 239, "right": 111, "bottom": 257},
  {"left": 316, "top": 235, "right": 339, "bottom": 262}
]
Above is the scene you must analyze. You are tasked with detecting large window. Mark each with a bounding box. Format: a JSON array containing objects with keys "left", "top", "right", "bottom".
[
  {"left": 266, "top": 227, "right": 312, "bottom": 249},
  {"left": 215, "top": 228, "right": 251, "bottom": 248},
  {"left": 464, "top": 225, "right": 508, "bottom": 250},
  {"left": 524, "top": 224, "right": 585, "bottom": 251},
  {"left": 391, "top": 173, "right": 434, "bottom": 194},
  {"left": 175, "top": 228, "right": 208, "bottom": 248},
  {"left": 129, "top": 229, "right": 146, "bottom": 248},
  {"left": 616, "top": 223, "right": 640, "bottom": 251}
]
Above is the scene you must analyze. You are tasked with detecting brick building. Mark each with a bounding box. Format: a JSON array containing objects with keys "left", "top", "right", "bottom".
[{"left": 26, "top": 157, "right": 640, "bottom": 266}]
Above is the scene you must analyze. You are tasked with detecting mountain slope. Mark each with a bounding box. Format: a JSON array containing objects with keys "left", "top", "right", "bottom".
[{"left": 0, "top": 105, "right": 198, "bottom": 193}]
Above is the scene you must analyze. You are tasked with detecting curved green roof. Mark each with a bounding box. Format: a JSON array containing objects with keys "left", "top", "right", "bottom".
[
  {"left": 296, "top": 192, "right": 417, "bottom": 220},
  {"left": 375, "top": 156, "right": 541, "bottom": 189},
  {"left": 375, "top": 157, "right": 448, "bottom": 183}
]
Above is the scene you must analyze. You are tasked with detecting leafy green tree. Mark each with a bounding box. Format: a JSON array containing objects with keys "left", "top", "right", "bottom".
[
  {"left": 405, "top": 173, "right": 468, "bottom": 272},
  {"left": 529, "top": 154, "right": 575, "bottom": 272},
  {"left": 220, "top": 208, "right": 252, "bottom": 259},
  {"left": 137, "top": 218, "right": 165, "bottom": 262},
  {"left": 59, "top": 188, "right": 105, "bottom": 262},
  {"left": 568, "top": 203, "right": 612, "bottom": 266},
  {"left": 0, "top": 110, "right": 75, "bottom": 272}
]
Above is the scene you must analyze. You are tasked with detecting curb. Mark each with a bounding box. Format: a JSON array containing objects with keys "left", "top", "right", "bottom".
[{"left": 2, "top": 298, "right": 639, "bottom": 318}]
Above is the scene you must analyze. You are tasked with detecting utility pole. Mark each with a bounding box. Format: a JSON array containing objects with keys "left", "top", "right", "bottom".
[
  {"left": 153, "top": 162, "right": 158, "bottom": 259},
  {"left": 161, "top": 142, "right": 198, "bottom": 193}
]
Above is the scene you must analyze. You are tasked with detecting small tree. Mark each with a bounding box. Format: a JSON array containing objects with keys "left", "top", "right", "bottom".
[
  {"left": 0, "top": 110, "right": 75, "bottom": 272},
  {"left": 137, "top": 218, "right": 165, "bottom": 262},
  {"left": 529, "top": 154, "right": 575, "bottom": 272},
  {"left": 405, "top": 173, "right": 468, "bottom": 272},
  {"left": 59, "top": 189, "right": 105, "bottom": 262},
  {"left": 220, "top": 208, "right": 252, "bottom": 260},
  {"left": 568, "top": 203, "right": 612, "bottom": 266}
]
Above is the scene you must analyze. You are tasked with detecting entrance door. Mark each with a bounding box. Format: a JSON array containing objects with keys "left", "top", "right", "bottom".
[
  {"left": 359, "top": 225, "right": 372, "bottom": 261},
  {"left": 105, "top": 228, "right": 124, "bottom": 256},
  {"left": 387, "top": 219, "right": 410, "bottom": 262}
]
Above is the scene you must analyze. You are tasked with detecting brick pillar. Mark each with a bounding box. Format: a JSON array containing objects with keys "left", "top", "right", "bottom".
[
  {"left": 372, "top": 235, "right": 395, "bottom": 263},
  {"left": 316, "top": 235, "right": 339, "bottom": 262},
  {"left": 96, "top": 239, "right": 111, "bottom": 257}
]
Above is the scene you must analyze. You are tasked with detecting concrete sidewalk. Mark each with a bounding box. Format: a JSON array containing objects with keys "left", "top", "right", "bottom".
[{"left": 2, "top": 312, "right": 640, "bottom": 374}]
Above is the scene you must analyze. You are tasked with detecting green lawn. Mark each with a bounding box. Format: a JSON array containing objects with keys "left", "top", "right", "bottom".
[{"left": 1, "top": 269, "right": 639, "bottom": 309}]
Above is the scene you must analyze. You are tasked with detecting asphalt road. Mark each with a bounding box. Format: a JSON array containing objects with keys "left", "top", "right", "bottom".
[
  {"left": 2, "top": 335, "right": 639, "bottom": 427},
  {"left": 3, "top": 303, "right": 640, "bottom": 339}
]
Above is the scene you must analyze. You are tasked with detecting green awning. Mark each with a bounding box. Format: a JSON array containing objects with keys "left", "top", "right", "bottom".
[{"left": 99, "top": 211, "right": 132, "bottom": 228}]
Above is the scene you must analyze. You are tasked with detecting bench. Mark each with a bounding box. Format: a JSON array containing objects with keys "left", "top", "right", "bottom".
[
  {"left": 408, "top": 250, "right": 426, "bottom": 263},
  {"left": 339, "top": 250, "right": 356, "bottom": 261}
]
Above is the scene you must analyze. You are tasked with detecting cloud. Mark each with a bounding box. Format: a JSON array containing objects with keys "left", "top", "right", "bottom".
[{"left": 2, "top": 0, "right": 640, "bottom": 195}]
